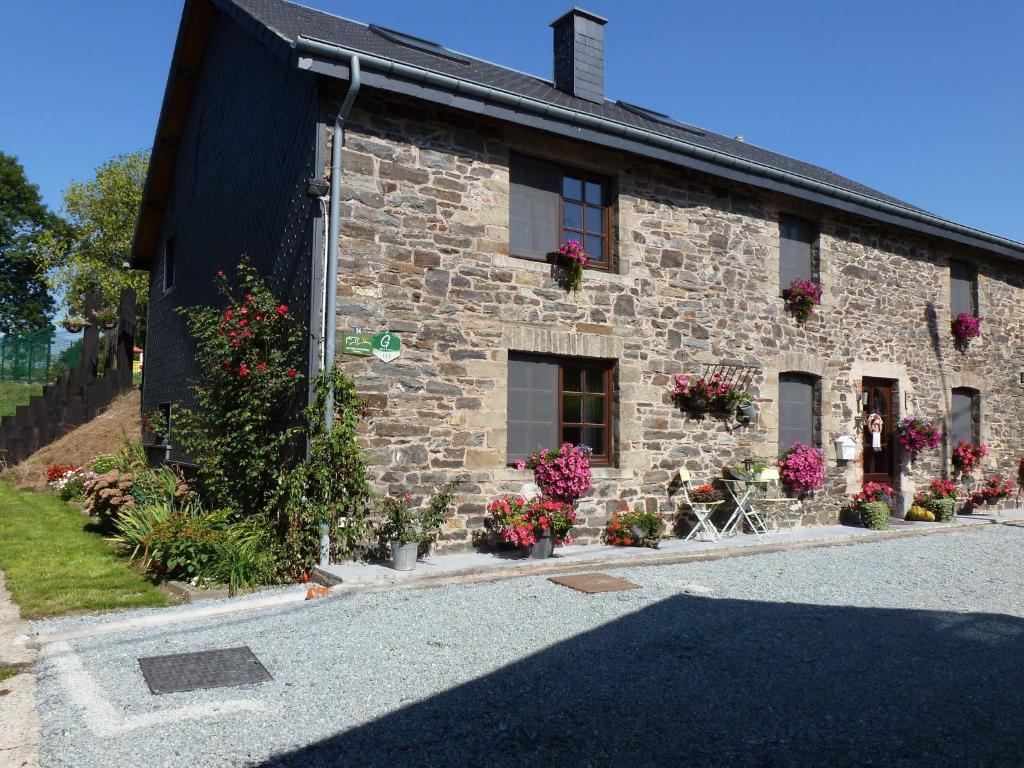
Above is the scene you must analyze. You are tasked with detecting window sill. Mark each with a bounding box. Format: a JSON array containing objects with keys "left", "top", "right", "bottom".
[
  {"left": 496, "top": 466, "right": 634, "bottom": 481},
  {"left": 497, "top": 253, "right": 633, "bottom": 288}
]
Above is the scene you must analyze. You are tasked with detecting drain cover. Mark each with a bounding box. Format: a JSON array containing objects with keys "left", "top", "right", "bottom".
[
  {"left": 138, "top": 646, "right": 272, "bottom": 695},
  {"left": 548, "top": 572, "right": 641, "bottom": 594}
]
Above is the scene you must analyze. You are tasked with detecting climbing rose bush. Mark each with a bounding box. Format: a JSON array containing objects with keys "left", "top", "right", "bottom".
[
  {"left": 518, "top": 443, "right": 593, "bottom": 504},
  {"left": 951, "top": 312, "right": 982, "bottom": 346},
  {"left": 952, "top": 440, "right": 988, "bottom": 474},
  {"left": 778, "top": 442, "right": 826, "bottom": 496},
  {"left": 486, "top": 495, "right": 578, "bottom": 547},
  {"left": 895, "top": 417, "right": 942, "bottom": 455}
]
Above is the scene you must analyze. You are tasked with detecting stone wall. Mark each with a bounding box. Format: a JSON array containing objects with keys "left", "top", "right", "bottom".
[{"left": 331, "top": 91, "right": 1024, "bottom": 549}]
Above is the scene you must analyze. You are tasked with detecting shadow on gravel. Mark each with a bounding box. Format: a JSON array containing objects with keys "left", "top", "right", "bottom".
[{"left": 258, "top": 595, "right": 1024, "bottom": 768}]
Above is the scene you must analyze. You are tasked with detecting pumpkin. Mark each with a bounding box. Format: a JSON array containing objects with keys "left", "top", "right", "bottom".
[{"left": 906, "top": 505, "right": 936, "bottom": 522}]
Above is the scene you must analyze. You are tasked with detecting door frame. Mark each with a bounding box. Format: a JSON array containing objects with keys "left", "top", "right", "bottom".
[{"left": 861, "top": 377, "right": 899, "bottom": 489}]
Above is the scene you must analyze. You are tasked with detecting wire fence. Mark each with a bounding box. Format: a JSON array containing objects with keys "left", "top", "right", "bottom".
[{"left": 0, "top": 328, "right": 83, "bottom": 384}]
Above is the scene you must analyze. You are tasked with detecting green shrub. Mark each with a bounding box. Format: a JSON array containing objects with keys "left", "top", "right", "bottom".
[
  {"left": 923, "top": 497, "right": 956, "bottom": 522},
  {"left": 204, "top": 517, "right": 278, "bottom": 594},
  {"left": 146, "top": 509, "right": 231, "bottom": 583},
  {"left": 111, "top": 500, "right": 179, "bottom": 565},
  {"left": 87, "top": 453, "right": 120, "bottom": 474},
  {"left": 859, "top": 501, "right": 891, "bottom": 530}
]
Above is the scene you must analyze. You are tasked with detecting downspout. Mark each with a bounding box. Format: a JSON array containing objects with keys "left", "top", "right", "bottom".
[{"left": 319, "top": 54, "right": 361, "bottom": 567}]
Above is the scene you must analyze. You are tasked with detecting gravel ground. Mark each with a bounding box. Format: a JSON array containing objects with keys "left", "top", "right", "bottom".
[{"left": 35, "top": 524, "right": 1024, "bottom": 767}]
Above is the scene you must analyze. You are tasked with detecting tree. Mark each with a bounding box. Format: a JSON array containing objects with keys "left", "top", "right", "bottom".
[
  {"left": 0, "top": 152, "right": 56, "bottom": 333},
  {"left": 41, "top": 150, "right": 149, "bottom": 341}
]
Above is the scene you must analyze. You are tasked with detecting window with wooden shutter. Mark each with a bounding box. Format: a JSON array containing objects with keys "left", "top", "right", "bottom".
[
  {"left": 778, "top": 373, "right": 817, "bottom": 451},
  {"left": 509, "top": 154, "right": 612, "bottom": 267},
  {"left": 950, "top": 261, "right": 978, "bottom": 317},
  {"left": 779, "top": 215, "right": 816, "bottom": 291},
  {"left": 507, "top": 353, "right": 613, "bottom": 465},
  {"left": 951, "top": 387, "right": 980, "bottom": 445}
]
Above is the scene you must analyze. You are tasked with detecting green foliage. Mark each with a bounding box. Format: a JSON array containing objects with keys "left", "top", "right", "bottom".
[
  {"left": 922, "top": 497, "right": 956, "bottom": 523},
  {"left": 111, "top": 500, "right": 177, "bottom": 565},
  {"left": 859, "top": 501, "right": 891, "bottom": 531},
  {"left": 0, "top": 152, "right": 56, "bottom": 333},
  {"left": 604, "top": 509, "right": 665, "bottom": 547},
  {"left": 87, "top": 453, "right": 120, "bottom": 474},
  {"left": 146, "top": 509, "right": 229, "bottom": 583},
  {"left": 36, "top": 150, "right": 149, "bottom": 341},
  {"left": 377, "top": 479, "right": 462, "bottom": 547},
  {"left": 421, "top": 477, "right": 463, "bottom": 539},
  {"left": 173, "top": 260, "right": 306, "bottom": 519}
]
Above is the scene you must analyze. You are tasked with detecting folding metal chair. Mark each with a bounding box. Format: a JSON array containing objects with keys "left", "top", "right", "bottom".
[
  {"left": 679, "top": 468, "right": 724, "bottom": 542},
  {"left": 751, "top": 468, "right": 799, "bottom": 532}
]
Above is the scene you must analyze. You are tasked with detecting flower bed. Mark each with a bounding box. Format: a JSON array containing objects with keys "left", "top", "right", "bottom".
[
  {"left": 781, "top": 278, "right": 822, "bottom": 321},
  {"left": 47, "top": 466, "right": 97, "bottom": 502},
  {"left": 895, "top": 417, "right": 942, "bottom": 456},
  {"left": 778, "top": 442, "right": 825, "bottom": 496},
  {"left": 951, "top": 312, "right": 982, "bottom": 347}
]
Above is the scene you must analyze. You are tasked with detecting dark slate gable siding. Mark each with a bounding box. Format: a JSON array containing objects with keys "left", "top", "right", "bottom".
[{"left": 143, "top": 9, "right": 321, "bottom": 443}]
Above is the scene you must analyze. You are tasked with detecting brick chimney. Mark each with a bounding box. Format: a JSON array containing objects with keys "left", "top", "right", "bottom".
[{"left": 550, "top": 7, "right": 608, "bottom": 104}]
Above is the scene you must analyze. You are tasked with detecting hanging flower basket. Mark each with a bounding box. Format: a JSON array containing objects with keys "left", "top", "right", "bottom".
[
  {"left": 778, "top": 442, "right": 826, "bottom": 496},
  {"left": 672, "top": 373, "right": 751, "bottom": 414},
  {"left": 782, "top": 278, "right": 822, "bottom": 321},
  {"left": 94, "top": 307, "right": 118, "bottom": 330},
  {"left": 895, "top": 416, "right": 942, "bottom": 457},
  {"left": 556, "top": 240, "right": 589, "bottom": 293},
  {"left": 952, "top": 440, "right": 988, "bottom": 474},
  {"left": 61, "top": 316, "right": 87, "bottom": 334},
  {"left": 951, "top": 312, "right": 982, "bottom": 347}
]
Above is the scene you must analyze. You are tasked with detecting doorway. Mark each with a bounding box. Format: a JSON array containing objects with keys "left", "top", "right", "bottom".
[{"left": 862, "top": 378, "right": 897, "bottom": 487}]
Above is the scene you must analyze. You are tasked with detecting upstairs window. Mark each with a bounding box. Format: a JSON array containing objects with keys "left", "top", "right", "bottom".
[
  {"left": 509, "top": 154, "right": 611, "bottom": 268},
  {"left": 779, "top": 214, "right": 816, "bottom": 290},
  {"left": 507, "top": 353, "right": 613, "bottom": 465},
  {"left": 778, "top": 372, "right": 818, "bottom": 451},
  {"left": 950, "top": 260, "right": 978, "bottom": 317},
  {"left": 951, "top": 387, "right": 980, "bottom": 446}
]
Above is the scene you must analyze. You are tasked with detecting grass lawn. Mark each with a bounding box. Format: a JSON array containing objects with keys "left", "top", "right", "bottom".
[
  {"left": 0, "top": 665, "right": 22, "bottom": 681},
  {"left": 0, "top": 483, "right": 168, "bottom": 619},
  {"left": 0, "top": 381, "right": 43, "bottom": 420}
]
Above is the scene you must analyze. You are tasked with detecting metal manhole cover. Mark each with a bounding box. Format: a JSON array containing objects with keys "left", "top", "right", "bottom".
[
  {"left": 548, "top": 572, "right": 641, "bottom": 594},
  {"left": 138, "top": 646, "right": 272, "bottom": 695}
]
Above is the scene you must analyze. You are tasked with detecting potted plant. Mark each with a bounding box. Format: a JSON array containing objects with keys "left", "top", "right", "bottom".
[
  {"left": 556, "top": 240, "right": 589, "bottom": 293},
  {"left": 852, "top": 482, "right": 895, "bottom": 530},
  {"left": 781, "top": 278, "right": 823, "bottom": 321},
  {"left": 914, "top": 478, "right": 958, "bottom": 522},
  {"left": 951, "top": 312, "right": 982, "bottom": 348},
  {"left": 94, "top": 307, "right": 118, "bottom": 330},
  {"left": 517, "top": 442, "right": 592, "bottom": 504},
  {"left": 486, "top": 495, "right": 577, "bottom": 558},
  {"left": 777, "top": 442, "right": 826, "bottom": 496},
  {"left": 690, "top": 484, "right": 726, "bottom": 503},
  {"left": 378, "top": 480, "right": 460, "bottom": 570},
  {"left": 952, "top": 440, "right": 988, "bottom": 475},
  {"left": 61, "top": 314, "right": 87, "bottom": 333},
  {"left": 895, "top": 417, "right": 942, "bottom": 458},
  {"left": 968, "top": 474, "right": 1014, "bottom": 508},
  {"left": 603, "top": 508, "right": 664, "bottom": 548},
  {"left": 672, "top": 373, "right": 752, "bottom": 414}
]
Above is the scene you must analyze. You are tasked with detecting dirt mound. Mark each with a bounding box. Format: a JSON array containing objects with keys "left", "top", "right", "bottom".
[{"left": 4, "top": 390, "right": 141, "bottom": 491}]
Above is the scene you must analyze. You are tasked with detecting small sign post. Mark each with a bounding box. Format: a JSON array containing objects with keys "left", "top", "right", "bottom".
[
  {"left": 371, "top": 331, "right": 401, "bottom": 363},
  {"left": 342, "top": 332, "right": 373, "bottom": 356}
]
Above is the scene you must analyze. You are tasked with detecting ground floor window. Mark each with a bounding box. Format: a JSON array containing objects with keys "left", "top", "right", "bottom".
[
  {"left": 507, "top": 353, "right": 613, "bottom": 465},
  {"left": 951, "top": 387, "right": 980, "bottom": 445},
  {"left": 778, "top": 372, "right": 819, "bottom": 451}
]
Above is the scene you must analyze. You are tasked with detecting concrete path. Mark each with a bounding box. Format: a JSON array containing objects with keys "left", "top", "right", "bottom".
[{"left": 0, "top": 572, "right": 40, "bottom": 768}]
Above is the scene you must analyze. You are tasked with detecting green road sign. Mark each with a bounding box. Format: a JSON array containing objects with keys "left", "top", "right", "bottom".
[
  {"left": 371, "top": 331, "right": 401, "bottom": 362},
  {"left": 342, "top": 332, "right": 373, "bottom": 356}
]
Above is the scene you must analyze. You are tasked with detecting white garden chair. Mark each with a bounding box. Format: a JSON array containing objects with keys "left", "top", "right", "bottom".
[
  {"left": 750, "top": 467, "right": 800, "bottom": 532},
  {"left": 679, "top": 468, "right": 724, "bottom": 542}
]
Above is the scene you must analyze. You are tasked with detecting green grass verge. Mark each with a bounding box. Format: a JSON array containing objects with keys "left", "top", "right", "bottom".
[
  {"left": 0, "top": 666, "right": 21, "bottom": 682},
  {"left": 0, "top": 381, "right": 43, "bottom": 420},
  {"left": 0, "top": 483, "right": 168, "bottom": 619}
]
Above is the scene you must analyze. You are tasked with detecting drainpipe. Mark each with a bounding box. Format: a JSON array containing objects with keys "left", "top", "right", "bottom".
[{"left": 319, "top": 54, "right": 361, "bottom": 567}]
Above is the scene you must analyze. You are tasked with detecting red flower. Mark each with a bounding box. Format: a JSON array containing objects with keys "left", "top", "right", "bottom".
[
  {"left": 245, "top": 294, "right": 253, "bottom": 302},
  {"left": 286, "top": 367, "right": 297, "bottom": 378},
  {"left": 239, "top": 320, "right": 248, "bottom": 328},
  {"left": 239, "top": 363, "right": 249, "bottom": 377},
  {"left": 224, "top": 309, "right": 233, "bottom": 320},
  {"left": 276, "top": 304, "right": 288, "bottom": 316},
  {"left": 216, "top": 270, "right": 225, "bottom": 278},
  {"left": 256, "top": 362, "right": 267, "bottom": 373},
  {"left": 254, "top": 312, "right": 264, "bottom": 321}
]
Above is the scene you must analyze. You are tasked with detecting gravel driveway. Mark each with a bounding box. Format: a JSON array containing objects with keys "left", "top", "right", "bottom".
[{"left": 34, "top": 523, "right": 1024, "bottom": 767}]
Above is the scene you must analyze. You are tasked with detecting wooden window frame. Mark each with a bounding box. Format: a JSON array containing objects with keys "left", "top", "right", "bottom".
[
  {"left": 506, "top": 355, "right": 614, "bottom": 467},
  {"left": 558, "top": 362, "right": 614, "bottom": 466},
  {"left": 559, "top": 170, "right": 613, "bottom": 271}
]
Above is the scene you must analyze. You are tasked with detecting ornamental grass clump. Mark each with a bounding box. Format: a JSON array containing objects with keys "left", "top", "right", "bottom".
[
  {"left": 952, "top": 440, "right": 988, "bottom": 474},
  {"left": 486, "top": 495, "right": 578, "bottom": 547},
  {"left": 895, "top": 417, "right": 942, "bottom": 457},
  {"left": 603, "top": 510, "right": 664, "bottom": 548},
  {"left": 777, "top": 442, "right": 826, "bottom": 496},
  {"left": 519, "top": 443, "right": 593, "bottom": 504},
  {"left": 558, "top": 240, "right": 589, "bottom": 292},
  {"left": 951, "top": 312, "right": 982, "bottom": 347},
  {"left": 781, "top": 278, "right": 823, "bottom": 321}
]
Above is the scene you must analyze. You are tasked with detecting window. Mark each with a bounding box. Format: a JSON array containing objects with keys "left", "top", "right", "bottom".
[
  {"left": 509, "top": 154, "right": 611, "bottom": 268},
  {"left": 778, "top": 373, "right": 818, "bottom": 451},
  {"left": 163, "top": 237, "right": 176, "bottom": 293},
  {"left": 950, "top": 260, "right": 978, "bottom": 317},
  {"left": 779, "top": 214, "right": 816, "bottom": 290},
  {"left": 951, "top": 387, "right": 980, "bottom": 445},
  {"left": 507, "top": 353, "right": 613, "bottom": 465}
]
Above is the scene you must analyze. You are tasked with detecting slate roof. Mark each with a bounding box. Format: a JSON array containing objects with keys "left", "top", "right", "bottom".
[{"left": 229, "top": 0, "right": 928, "bottom": 215}]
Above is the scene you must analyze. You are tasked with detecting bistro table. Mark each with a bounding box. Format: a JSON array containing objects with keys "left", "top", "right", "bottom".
[{"left": 720, "top": 478, "right": 771, "bottom": 540}]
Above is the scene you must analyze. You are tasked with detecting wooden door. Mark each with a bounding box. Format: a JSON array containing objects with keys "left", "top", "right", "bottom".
[{"left": 862, "top": 378, "right": 897, "bottom": 487}]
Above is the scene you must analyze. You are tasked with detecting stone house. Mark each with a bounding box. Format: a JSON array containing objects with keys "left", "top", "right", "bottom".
[{"left": 133, "top": 0, "right": 1024, "bottom": 549}]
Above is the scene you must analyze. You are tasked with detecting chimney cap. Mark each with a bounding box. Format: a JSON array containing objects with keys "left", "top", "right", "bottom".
[{"left": 550, "top": 7, "right": 608, "bottom": 28}]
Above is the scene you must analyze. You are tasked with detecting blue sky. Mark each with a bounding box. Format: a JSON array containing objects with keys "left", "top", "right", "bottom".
[{"left": 3, "top": 1, "right": 1022, "bottom": 241}]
